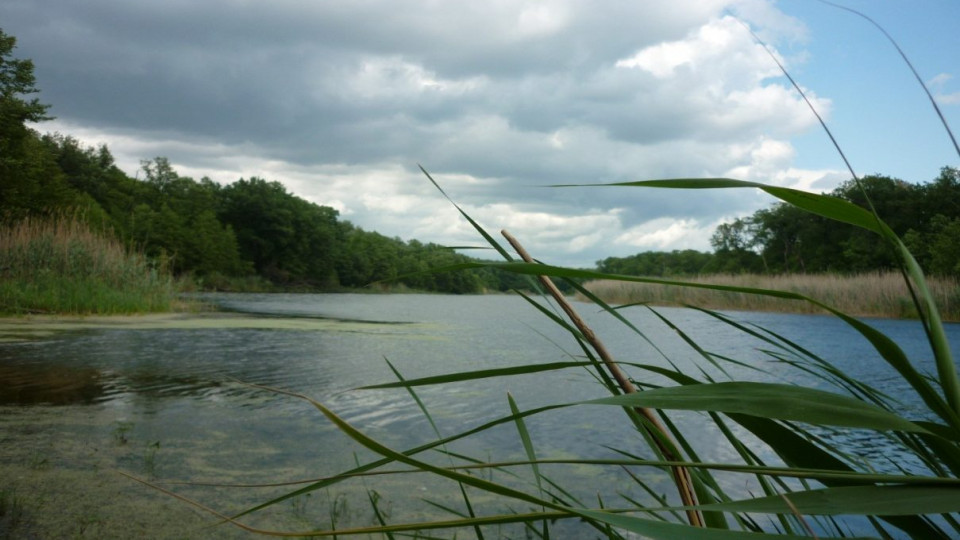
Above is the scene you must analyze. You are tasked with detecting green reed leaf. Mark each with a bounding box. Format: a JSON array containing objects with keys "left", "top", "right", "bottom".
[
  {"left": 356, "top": 361, "right": 592, "bottom": 390},
  {"left": 695, "top": 485, "right": 960, "bottom": 516},
  {"left": 586, "top": 382, "right": 933, "bottom": 434},
  {"left": 508, "top": 392, "right": 546, "bottom": 502}
]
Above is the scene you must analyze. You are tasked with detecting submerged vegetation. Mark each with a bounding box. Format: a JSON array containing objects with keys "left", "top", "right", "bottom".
[
  {"left": 0, "top": 215, "right": 180, "bottom": 314},
  {"left": 581, "top": 271, "right": 960, "bottom": 320}
]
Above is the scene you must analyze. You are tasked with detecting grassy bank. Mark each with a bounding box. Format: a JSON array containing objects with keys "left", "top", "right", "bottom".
[
  {"left": 0, "top": 216, "right": 182, "bottom": 315},
  {"left": 578, "top": 271, "right": 960, "bottom": 320}
]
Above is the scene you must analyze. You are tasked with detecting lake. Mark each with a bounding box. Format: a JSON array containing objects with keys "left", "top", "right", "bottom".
[{"left": 1, "top": 293, "right": 957, "bottom": 538}]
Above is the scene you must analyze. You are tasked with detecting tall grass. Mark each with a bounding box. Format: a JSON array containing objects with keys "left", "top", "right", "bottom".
[
  {"left": 0, "top": 215, "right": 180, "bottom": 314},
  {"left": 580, "top": 272, "right": 960, "bottom": 320}
]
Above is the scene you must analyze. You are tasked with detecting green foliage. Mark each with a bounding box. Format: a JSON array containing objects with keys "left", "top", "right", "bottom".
[
  {"left": 0, "top": 30, "right": 82, "bottom": 221},
  {"left": 0, "top": 28, "right": 50, "bottom": 164},
  {"left": 593, "top": 168, "right": 960, "bottom": 280},
  {"left": 0, "top": 216, "right": 179, "bottom": 314},
  {"left": 718, "top": 168, "right": 960, "bottom": 276},
  {"left": 7, "top": 128, "right": 501, "bottom": 293},
  {"left": 597, "top": 249, "right": 716, "bottom": 277},
  {"left": 218, "top": 177, "right": 340, "bottom": 286}
]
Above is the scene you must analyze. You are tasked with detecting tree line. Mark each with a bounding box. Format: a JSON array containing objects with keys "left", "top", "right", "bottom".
[
  {"left": 6, "top": 132, "right": 521, "bottom": 293},
  {"left": 599, "top": 168, "right": 960, "bottom": 278}
]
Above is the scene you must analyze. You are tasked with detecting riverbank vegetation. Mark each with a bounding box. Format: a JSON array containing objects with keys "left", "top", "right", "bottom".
[
  {"left": 583, "top": 168, "right": 960, "bottom": 318},
  {"left": 0, "top": 215, "right": 180, "bottom": 314},
  {"left": 580, "top": 272, "right": 960, "bottom": 320}
]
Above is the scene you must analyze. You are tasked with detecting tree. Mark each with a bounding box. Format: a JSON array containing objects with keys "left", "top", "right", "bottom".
[
  {"left": 141, "top": 157, "right": 181, "bottom": 198},
  {"left": 707, "top": 218, "right": 765, "bottom": 273},
  {"left": 219, "top": 177, "right": 341, "bottom": 286},
  {"left": 0, "top": 29, "right": 82, "bottom": 219},
  {"left": 0, "top": 29, "right": 51, "bottom": 149}
]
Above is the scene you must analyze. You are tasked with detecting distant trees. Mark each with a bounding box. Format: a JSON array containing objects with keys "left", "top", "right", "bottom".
[
  {"left": 707, "top": 219, "right": 765, "bottom": 274},
  {"left": 597, "top": 250, "right": 714, "bottom": 277},
  {"left": 597, "top": 168, "right": 960, "bottom": 279},
  {"left": 903, "top": 168, "right": 960, "bottom": 276},
  {"left": 5, "top": 130, "right": 498, "bottom": 291},
  {"left": 218, "top": 177, "right": 339, "bottom": 285},
  {"left": 707, "top": 168, "right": 960, "bottom": 277},
  {"left": 0, "top": 28, "right": 50, "bottom": 161}
]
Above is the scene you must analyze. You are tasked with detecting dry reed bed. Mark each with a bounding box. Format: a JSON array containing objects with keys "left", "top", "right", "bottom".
[{"left": 579, "top": 272, "right": 960, "bottom": 320}]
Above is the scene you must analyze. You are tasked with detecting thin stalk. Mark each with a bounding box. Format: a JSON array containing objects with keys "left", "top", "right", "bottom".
[
  {"left": 500, "top": 229, "right": 704, "bottom": 528},
  {"left": 815, "top": 0, "right": 960, "bottom": 158}
]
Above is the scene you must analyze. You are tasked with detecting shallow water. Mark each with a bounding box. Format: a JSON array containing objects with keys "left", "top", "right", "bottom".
[{"left": 1, "top": 293, "right": 957, "bottom": 538}]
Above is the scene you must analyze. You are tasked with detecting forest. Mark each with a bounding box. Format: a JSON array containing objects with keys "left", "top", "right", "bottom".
[
  {"left": 3, "top": 27, "right": 959, "bottom": 295},
  {"left": 1, "top": 133, "right": 521, "bottom": 293}
]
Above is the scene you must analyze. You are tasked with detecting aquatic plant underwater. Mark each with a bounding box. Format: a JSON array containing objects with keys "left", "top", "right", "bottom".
[{"left": 131, "top": 6, "right": 960, "bottom": 539}]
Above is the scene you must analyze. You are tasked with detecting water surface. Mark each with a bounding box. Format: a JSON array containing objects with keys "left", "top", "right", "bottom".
[{"left": 1, "top": 293, "right": 956, "bottom": 538}]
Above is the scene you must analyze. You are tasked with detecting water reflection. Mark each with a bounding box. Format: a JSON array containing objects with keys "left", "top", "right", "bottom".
[{"left": 0, "top": 362, "right": 106, "bottom": 405}]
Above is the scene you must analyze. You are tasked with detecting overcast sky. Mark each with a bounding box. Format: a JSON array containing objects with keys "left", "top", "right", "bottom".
[{"left": 4, "top": 0, "right": 958, "bottom": 267}]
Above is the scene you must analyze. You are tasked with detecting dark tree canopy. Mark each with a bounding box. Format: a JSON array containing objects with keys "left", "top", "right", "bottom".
[
  {"left": 0, "top": 28, "right": 50, "bottom": 130},
  {"left": 0, "top": 28, "right": 70, "bottom": 219}
]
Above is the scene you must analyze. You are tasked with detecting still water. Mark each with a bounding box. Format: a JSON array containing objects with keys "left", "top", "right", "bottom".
[{"left": 1, "top": 293, "right": 957, "bottom": 538}]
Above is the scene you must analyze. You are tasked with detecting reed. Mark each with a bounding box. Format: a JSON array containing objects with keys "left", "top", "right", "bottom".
[
  {"left": 0, "top": 215, "right": 180, "bottom": 314},
  {"left": 579, "top": 272, "right": 960, "bottom": 320}
]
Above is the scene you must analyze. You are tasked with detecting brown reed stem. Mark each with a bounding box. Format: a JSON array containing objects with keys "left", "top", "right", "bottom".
[{"left": 500, "top": 230, "right": 703, "bottom": 527}]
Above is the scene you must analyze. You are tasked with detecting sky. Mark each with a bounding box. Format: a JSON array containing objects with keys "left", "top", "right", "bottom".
[{"left": 3, "top": 0, "right": 958, "bottom": 268}]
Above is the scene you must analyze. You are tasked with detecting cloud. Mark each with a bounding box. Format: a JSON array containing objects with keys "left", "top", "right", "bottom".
[
  {"left": 615, "top": 217, "right": 719, "bottom": 251},
  {"left": 929, "top": 73, "right": 960, "bottom": 106},
  {"left": 6, "top": 0, "right": 846, "bottom": 267}
]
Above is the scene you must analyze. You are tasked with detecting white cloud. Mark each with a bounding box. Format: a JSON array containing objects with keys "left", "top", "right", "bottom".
[
  {"left": 929, "top": 73, "right": 960, "bottom": 106},
  {"left": 615, "top": 218, "right": 717, "bottom": 252},
  {"left": 616, "top": 16, "right": 780, "bottom": 83},
  {"left": 929, "top": 73, "right": 952, "bottom": 87}
]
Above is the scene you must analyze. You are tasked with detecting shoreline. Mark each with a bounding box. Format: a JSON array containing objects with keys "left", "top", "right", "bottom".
[
  {"left": 576, "top": 271, "right": 960, "bottom": 322},
  {"left": 5, "top": 271, "right": 958, "bottom": 324}
]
